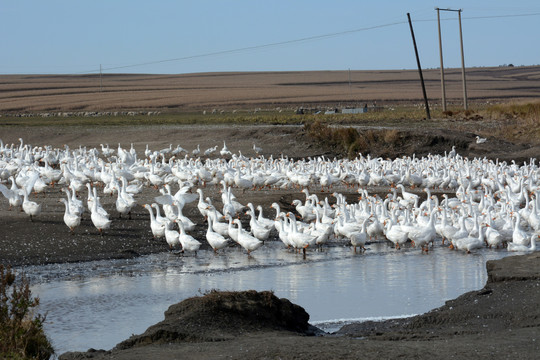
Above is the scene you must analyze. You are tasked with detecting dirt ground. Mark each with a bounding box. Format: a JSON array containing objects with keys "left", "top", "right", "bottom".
[
  {"left": 1, "top": 125, "right": 539, "bottom": 359},
  {"left": 1, "top": 124, "right": 538, "bottom": 267}
]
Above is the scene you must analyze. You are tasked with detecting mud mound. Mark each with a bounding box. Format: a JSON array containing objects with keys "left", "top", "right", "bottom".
[
  {"left": 351, "top": 128, "right": 534, "bottom": 163},
  {"left": 114, "top": 290, "right": 314, "bottom": 350}
]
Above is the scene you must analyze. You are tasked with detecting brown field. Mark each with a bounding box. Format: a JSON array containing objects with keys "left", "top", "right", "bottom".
[{"left": 1, "top": 66, "right": 540, "bottom": 113}]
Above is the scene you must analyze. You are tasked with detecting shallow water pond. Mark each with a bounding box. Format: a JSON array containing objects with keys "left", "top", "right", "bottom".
[{"left": 25, "top": 242, "right": 513, "bottom": 354}]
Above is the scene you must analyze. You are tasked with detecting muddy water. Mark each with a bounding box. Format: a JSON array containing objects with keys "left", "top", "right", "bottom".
[{"left": 25, "top": 243, "right": 512, "bottom": 354}]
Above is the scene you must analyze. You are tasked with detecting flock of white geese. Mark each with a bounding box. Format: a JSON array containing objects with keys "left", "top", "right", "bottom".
[{"left": 0, "top": 138, "right": 538, "bottom": 257}]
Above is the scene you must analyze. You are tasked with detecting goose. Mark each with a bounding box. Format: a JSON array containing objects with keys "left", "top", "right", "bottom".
[
  {"left": 384, "top": 219, "right": 409, "bottom": 250},
  {"left": 100, "top": 143, "right": 115, "bottom": 158},
  {"left": 312, "top": 209, "right": 334, "bottom": 241},
  {"left": 407, "top": 209, "right": 438, "bottom": 252},
  {"left": 203, "top": 145, "right": 217, "bottom": 157},
  {"left": 207, "top": 207, "right": 229, "bottom": 237},
  {"left": 87, "top": 185, "right": 109, "bottom": 218},
  {"left": 485, "top": 215, "right": 503, "bottom": 249},
  {"left": 143, "top": 204, "right": 166, "bottom": 239},
  {"left": 90, "top": 192, "right": 111, "bottom": 236},
  {"left": 291, "top": 199, "right": 316, "bottom": 222},
  {"left": 234, "top": 171, "right": 253, "bottom": 193},
  {"left": 115, "top": 188, "right": 133, "bottom": 219},
  {"left": 366, "top": 215, "right": 384, "bottom": 240},
  {"left": 307, "top": 220, "right": 333, "bottom": 251},
  {"left": 275, "top": 215, "right": 292, "bottom": 248},
  {"left": 256, "top": 205, "right": 275, "bottom": 230},
  {"left": 173, "top": 201, "right": 196, "bottom": 231},
  {"left": 226, "top": 215, "right": 240, "bottom": 243},
  {"left": 221, "top": 190, "right": 238, "bottom": 218},
  {"left": 507, "top": 233, "right": 537, "bottom": 252},
  {"left": 154, "top": 183, "right": 198, "bottom": 210},
  {"left": 62, "top": 188, "right": 84, "bottom": 217},
  {"left": 150, "top": 203, "right": 168, "bottom": 226},
  {"left": 164, "top": 220, "right": 181, "bottom": 250},
  {"left": 21, "top": 186, "right": 41, "bottom": 221},
  {"left": 448, "top": 216, "right": 470, "bottom": 248},
  {"left": 58, "top": 198, "right": 81, "bottom": 233},
  {"left": 333, "top": 215, "right": 363, "bottom": 239},
  {"left": 349, "top": 217, "right": 370, "bottom": 253},
  {"left": 438, "top": 208, "right": 458, "bottom": 245},
  {"left": 512, "top": 213, "right": 529, "bottom": 246},
  {"left": 396, "top": 184, "right": 419, "bottom": 207},
  {"left": 206, "top": 217, "right": 229, "bottom": 253},
  {"left": 454, "top": 226, "right": 486, "bottom": 254},
  {"left": 0, "top": 177, "right": 22, "bottom": 210},
  {"left": 177, "top": 220, "right": 202, "bottom": 254},
  {"left": 286, "top": 213, "right": 317, "bottom": 253},
  {"left": 233, "top": 218, "right": 263, "bottom": 255},
  {"left": 246, "top": 209, "right": 272, "bottom": 242},
  {"left": 196, "top": 189, "right": 212, "bottom": 218},
  {"left": 220, "top": 141, "right": 232, "bottom": 156},
  {"left": 476, "top": 136, "right": 487, "bottom": 144},
  {"left": 191, "top": 145, "right": 201, "bottom": 156},
  {"left": 253, "top": 143, "right": 262, "bottom": 155},
  {"left": 271, "top": 202, "right": 284, "bottom": 230}
]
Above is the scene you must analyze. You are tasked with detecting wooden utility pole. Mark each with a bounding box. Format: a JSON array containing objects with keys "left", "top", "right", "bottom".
[
  {"left": 436, "top": 8, "right": 468, "bottom": 111},
  {"left": 436, "top": 8, "right": 446, "bottom": 112},
  {"left": 458, "top": 10, "right": 468, "bottom": 110},
  {"left": 407, "top": 13, "right": 430, "bottom": 119},
  {"left": 100, "top": 64, "right": 103, "bottom": 92}
]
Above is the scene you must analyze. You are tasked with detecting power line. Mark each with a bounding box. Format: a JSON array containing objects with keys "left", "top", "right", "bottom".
[
  {"left": 79, "top": 11, "right": 540, "bottom": 74},
  {"left": 81, "top": 20, "right": 406, "bottom": 74}
]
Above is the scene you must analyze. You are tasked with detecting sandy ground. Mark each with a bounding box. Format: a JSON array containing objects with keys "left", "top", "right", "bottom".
[{"left": 1, "top": 66, "right": 539, "bottom": 112}]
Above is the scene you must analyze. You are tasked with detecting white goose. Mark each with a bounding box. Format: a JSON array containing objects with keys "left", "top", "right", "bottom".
[
  {"left": 21, "top": 186, "right": 41, "bottom": 221},
  {"left": 220, "top": 141, "right": 232, "bottom": 156},
  {"left": 206, "top": 217, "right": 229, "bottom": 253},
  {"left": 512, "top": 213, "right": 530, "bottom": 246},
  {"left": 454, "top": 225, "right": 486, "bottom": 254},
  {"left": 476, "top": 135, "right": 487, "bottom": 144},
  {"left": 233, "top": 219, "right": 263, "bottom": 255},
  {"left": 286, "top": 213, "right": 317, "bottom": 253},
  {"left": 407, "top": 209, "right": 438, "bottom": 252},
  {"left": 115, "top": 188, "right": 132, "bottom": 219},
  {"left": 64, "top": 187, "right": 84, "bottom": 217},
  {"left": 207, "top": 207, "right": 229, "bottom": 237},
  {"left": 384, "top": 218, "right": 409, "bottom": 250},
  {"left": 196, "top": 189, "right": 211, "bottom": 218},
  {"left": 256, "top": 205, "right": 275, "bottom": 230},
  {"left": 396, "top": 184, "right": 419, "bottom": 207},
  {"left": 275, "top": 215, "right": 292, "bottom": 248},
  {"left": 143, "top": 204, "right": 166, "bottom": 239},
  {"left": 0, "top": 177, "right": 22, "bottom": 210},
  {"left": 164, "top": 220, "right": 181, "bottom": 250},
  {"left": 90, "top": 192, "right": 111, "bottom": 236},
  {"left": 173, "top": 201, "right": 196, "bottom": 231},
  {"left": 349, "top": 217, "right": 370, "bottom": 253},
  {"left": 507, "top": 233, "right": 537, "bottom": 252},
  {"left": 246, "top": 209, "right": 272, "bottom": 242},
  {"left": 177, "top": 220, "right": 202, "bottom": 254},
  {"left": 58, "top": 198, "right": 81, "bottom": 233}
]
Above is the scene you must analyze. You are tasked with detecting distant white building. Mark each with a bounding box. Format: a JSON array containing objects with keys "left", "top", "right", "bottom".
[{"left": 341, "top": 107, "right": 367, "bottom": 114}]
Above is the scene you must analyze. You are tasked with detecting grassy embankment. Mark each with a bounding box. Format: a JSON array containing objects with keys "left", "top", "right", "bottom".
[{"left": 1, "top": 102, "right": 538, "bottom": 154}]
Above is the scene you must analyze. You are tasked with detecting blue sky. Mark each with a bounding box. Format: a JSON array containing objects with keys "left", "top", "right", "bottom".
[{"left": 1, "top": 1, "right": 539, "bottom": 74}]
